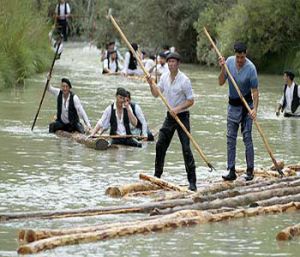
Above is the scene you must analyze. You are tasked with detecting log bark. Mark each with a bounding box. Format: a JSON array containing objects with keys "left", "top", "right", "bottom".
[
  {"left": 236, "top": 167, "right": 296, "bottom": 178},
  {"left": 17, "top": 202, "right": 300, "bottom": 254},
  {"left": 55, "top": 130, "right": 114, "bottom": 150},
  {"left": 105, "top": 182, "right": 161, "bottom": 197},
  {"left": 193, "top": 179, "right": 300, "bottom": 203},
  {"left": 139, "top": 173, "right": 191, "bottom": 192},
  {"left": 276, "top": 223, "right": 300, "bottom": 241},
  {"left": 287, "top": 164, "right": 300, "bottom": 171},
  {"left": 150, "top": 185, "right": 300, "bottom": 216}
]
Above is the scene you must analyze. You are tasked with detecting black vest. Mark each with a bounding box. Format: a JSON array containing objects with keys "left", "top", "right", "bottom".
[
  {"left": 130, "top": 102, "right": 142, "bottom": 130},
  {"left": 128, "top": 52, "right": 137, "bottom": 70},
  {"left": 282, "top": 84, "right": 300, "bottom": 113},
  {"left": 57, "top": 2, "right": 67, "bottom": 16},
  {"left": 57, "top": 91, "right": 79, "bottom": 125},
  {"left": 109, "top": 104, "right": 132, "bottom": 135}
]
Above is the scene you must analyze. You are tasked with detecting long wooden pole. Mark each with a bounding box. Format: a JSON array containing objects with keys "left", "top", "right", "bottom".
[
  {"left": 31, "top": 40, "right": 61, "bottom": 131},
  {"left": 203, "top": 27, "right": 283, "bottom": 176},
  {"left": 108, "top": 13, "right": 215, "bottom": 171}
]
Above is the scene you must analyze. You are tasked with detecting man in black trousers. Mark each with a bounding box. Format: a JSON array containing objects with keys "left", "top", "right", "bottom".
[{"left": 147, "top": 52, "right": 197, "bottom": 191}]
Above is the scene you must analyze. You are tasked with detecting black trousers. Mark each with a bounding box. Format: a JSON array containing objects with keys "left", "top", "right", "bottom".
[
  {"left": 49, "top": 120, "right": 84, "bottom": 134},
  {"left": 155, "top": 111, "right": 196, "bottom": 183},
  {"left": 111, "top": 138, "right": 142, "bottom": 148},
  {"left": 57, "top": 19, "right": 68, "bottom": 41}
]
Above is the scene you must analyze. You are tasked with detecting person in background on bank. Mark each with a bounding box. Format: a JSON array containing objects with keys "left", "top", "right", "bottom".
[
  {"left": 122, "top": 43, "right": 143, "bottom": 76},
  {"left": 218, "top": 42, "right": 259, "bottom": 181},
  {"left": 48, "top": 77, "right": 91, "bottom": 133},
  {"left": 162, "top": 45, "right": 170, "bottom": 56},
  {"left": 89, "top": 88, "right": 142, "bottom": 147},
  {"left": 125, "top": 90, "right": 154, "bottom": 141},
  {"left": 142, "top": 52, "right": 155, "bottom": 73},
  {"left": 147, "top": 52, "right": 197, "bottom": 191},
  {"left": 102, "top": 49, "right": 123, "bottom": 75},
  {"left": 55, "top": 0, "right": 71, "bottom": 42},
  {"left": 276, "top": 70, "right": 300, "bottom": 117}
]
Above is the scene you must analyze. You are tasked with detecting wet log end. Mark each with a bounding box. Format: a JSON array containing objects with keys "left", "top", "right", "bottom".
[{"left": 105, "top": 187, "right": 122, "bottom": 197}]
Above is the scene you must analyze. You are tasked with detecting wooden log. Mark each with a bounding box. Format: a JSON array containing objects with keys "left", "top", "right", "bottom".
[
  {"left": 139, "top": 173, "right": 192, "bottom": 192},
  {"left": 193, "top": 179, "right": 300, "bottom": 203},
  {"left": 105, "top": 182, "right": 161, "bottom": 197},
  {"left": 0, "top": 198, "right": 194, "bottom": 221},
  {"left": 55, "top": 130, "right": 113, "bottom": 150},
  {"left": 287, "top": 164, "right": 300, "bottom": 171},
  {"left": 17, "top": 202, "right": 300, "bottom": 254},
  {"left": 150, "top": 185, "right": 300, "bottom": 216},
  {"left": 236, "top": 167, "right": 296, "bottom": 178},
  {"left": 276, "top": 223, "right": 300, "bottom": 241}
]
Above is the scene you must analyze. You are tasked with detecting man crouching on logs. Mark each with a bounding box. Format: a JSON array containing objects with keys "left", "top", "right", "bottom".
[
  {"left": 89, "top": 87, "right": 142, "bottom": 147},
  {"left": 48, "top": 77, "right": 92, "bottom": 133},
  {"left": 147, "top": 52, "right": 197, "bottom": 191},
  {"left": 218, "top": 42, "right": 259, "bottom": 181}
]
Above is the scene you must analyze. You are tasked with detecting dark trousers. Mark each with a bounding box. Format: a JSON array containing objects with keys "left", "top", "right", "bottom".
[
  {"left": 49, "top": 120, "right": 84, "bottom": 134},
  {"left": 111, "top": 138, "right": 142, "bottom": 148},
  {"left": 155, "top": 111, "right": 196, "bottom": 183},
  {"left": 57, "top": 19, "right": 68, "bottom": 41}
]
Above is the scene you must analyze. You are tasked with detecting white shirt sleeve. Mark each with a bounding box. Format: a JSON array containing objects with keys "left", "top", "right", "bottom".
[
  {"left": 73, "top": 95, "right": 91, "bottom": 127},
  {"left": 96, "top": 105, "right": 112, "bottom": 130},
  {"left": 66, "top": 3, "right": 71, "bottom": 14},
  {"left": 103, "top": 59, "right": 109, "bottom": 70},
  {"left": 122, "top": 52, "right": 130, "bottom": 74},
  {"left": 182, "top": 78, "right": 194, "bottom": 100},
  {"left": 134, "top": 104, "right": 148, "bottom": 136},
  {"left": 157, "top": 73, "right": 166, "bottom": 93},
  {"left": 279, "top": 95, "right": 284, "bottom": 106},
  {"left": 47, "top": 84, "right": 60, "bottom": 97}
]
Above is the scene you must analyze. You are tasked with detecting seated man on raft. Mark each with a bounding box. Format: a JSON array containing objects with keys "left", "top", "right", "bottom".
[
  {"left": 48, "top": 77, "right": 92, "bottom": 133},
  {"left": 89, "top": 87, "right": 142, "bottom": 147}
]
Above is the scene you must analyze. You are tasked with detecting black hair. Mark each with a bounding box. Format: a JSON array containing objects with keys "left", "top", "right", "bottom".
[
  {"left": 61, "top": 78, "right": 72, "bottom": 88},
  {"left": 116, "top": 87, "right": 127, "bottom": 97},
  {"left": 234, "top": 42, "right": 247, "bottom": 53},
  {"left": 284, "top": 70, "right": 295, "bottom": 81}
]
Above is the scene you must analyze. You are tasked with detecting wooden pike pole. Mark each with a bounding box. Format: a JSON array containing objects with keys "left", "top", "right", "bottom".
[
  {"left": 203, "top": 27, "right": 283, "bottom": 176},
  {"left": 108, "top": 11, "right": 215, "bottom": 171},
  {"left": 31, "top": 40, "right": 62, "bottom": 131}
]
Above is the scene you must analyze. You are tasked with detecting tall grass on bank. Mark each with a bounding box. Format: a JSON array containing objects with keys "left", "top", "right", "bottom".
[{"left": 0, "top": 0, "right": 52, "bottom": 89}]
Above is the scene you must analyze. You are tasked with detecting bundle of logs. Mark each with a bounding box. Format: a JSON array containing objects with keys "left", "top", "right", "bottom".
[{"left": 1, "top": 163, "right": 299, "bottom": 254}]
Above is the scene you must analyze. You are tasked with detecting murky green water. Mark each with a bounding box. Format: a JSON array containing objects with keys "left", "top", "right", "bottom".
[{"left": 0, "top": 42, "right": 299, "bottom": 256}]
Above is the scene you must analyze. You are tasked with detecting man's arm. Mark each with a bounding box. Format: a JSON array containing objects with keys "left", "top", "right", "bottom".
[
  {"left": 172, "top": 99, "right": 194, "bottom": 115},
  {"left": 124, "top": 101, "right": 137, "bottom": 127},
  {"left": 218, "top": 56, "right": 227, "bottom": 86},
  {"left": 135, "top": 104, "right": 148, "bottom": 136},
  {"left": 250, "top": 88, "right": 259, "bottom": 120},
  {"left": 90, "top": 106, "right": 111, "bottom": 136},
  {"left": 73, "top": 96, "right": 91, "bottom": 128}
]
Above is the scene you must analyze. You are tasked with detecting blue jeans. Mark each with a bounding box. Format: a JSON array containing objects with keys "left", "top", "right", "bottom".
[{"left": 227, "top": 104, "right": 254, "bottom": 171}]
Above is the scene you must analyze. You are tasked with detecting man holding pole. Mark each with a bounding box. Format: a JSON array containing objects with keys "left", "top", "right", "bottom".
[
  {"left": 218, "top": 42, "right": 259, "bottom": 181},
  {"left": 148, "top": 52, "right": 197, "bottom": 191}
]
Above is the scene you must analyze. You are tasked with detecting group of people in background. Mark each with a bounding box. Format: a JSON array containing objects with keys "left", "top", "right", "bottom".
[{"left": 101, "top": 41, "right": 175, "bottom": 80}]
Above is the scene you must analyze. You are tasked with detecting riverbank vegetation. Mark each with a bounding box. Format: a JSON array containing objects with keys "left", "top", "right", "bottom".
[
  {"left": 1, "top": 0, "right": 300, "bottom": 89},
  {"left": 0, "top": 0, "right": 52, "bottom": 89}
]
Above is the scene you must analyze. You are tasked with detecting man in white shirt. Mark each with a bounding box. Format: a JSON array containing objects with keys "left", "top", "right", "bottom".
[
  {"left": 90, "top": 88, "right": 142, "bottom": 147},
  {"left": 147, "top": 52, "right": 197, "bottom": 191},
  {"left": 48, "top": 78, "right": 91, "bottom": 133},
  {"left": 276, "top": 70, "right": 300, "bottom": 117},
  {"left": 55, "top": 0, "right": 71, "bottom": 41},
  {"left": 102, "top": 50, "right": 123, "bottom": 75}
]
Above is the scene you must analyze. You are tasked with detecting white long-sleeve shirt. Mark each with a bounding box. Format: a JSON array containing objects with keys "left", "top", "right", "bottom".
[
  {"left": 122, "top": 52, "right": 143, "bottom": 76},
  {"left": 103, "top": 58, "right": 123, "bottom": 73},
  {"left": 132, "top": 103, "right": 148, "bottom": 136},
  {"left": 96, "top": 102, "right": 135, "bottom": 135},
  {"left": 279, "top": 82, "right": 300, "bottom": 115},
  {"left": 47, "top": 85, "right": 91, "bottom": 127},
  {"left": 55, "top": 2, "right": 71, "bottom": 19}
]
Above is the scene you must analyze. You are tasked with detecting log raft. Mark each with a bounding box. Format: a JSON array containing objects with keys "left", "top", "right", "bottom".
[
  {"left": 17, "top": 202, "right": 300, "bottom": 254},
  {"left": 55, "top": 130, "right": 114, "bottom": 150}
]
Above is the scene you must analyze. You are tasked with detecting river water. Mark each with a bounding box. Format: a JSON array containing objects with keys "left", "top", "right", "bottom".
[{"left": 0, "top": 42, "right": 299, "bottom": 256}]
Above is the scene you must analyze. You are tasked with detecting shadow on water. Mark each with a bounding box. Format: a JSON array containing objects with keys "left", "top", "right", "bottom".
[{"left": 0, "top": 42, "right": 299, "bottom": 256}]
